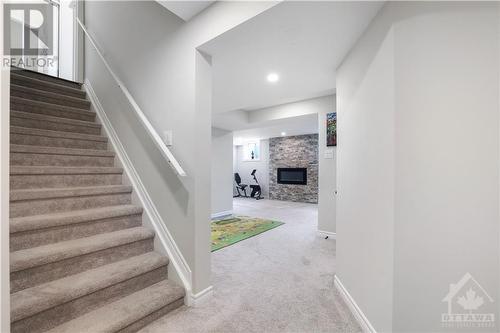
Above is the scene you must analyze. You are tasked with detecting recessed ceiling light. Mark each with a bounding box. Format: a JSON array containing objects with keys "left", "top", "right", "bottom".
[
  {"left": 281, "top": 132, "right": 286, "bottom": 136},
  {"left": 267, "top": 73, "right": 279, "bottom": 83}
]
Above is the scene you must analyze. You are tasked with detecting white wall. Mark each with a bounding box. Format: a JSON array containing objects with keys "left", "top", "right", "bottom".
[
  {"left": 59, "top": 0, "right": 75, "bottom": 81},
  {"left": 84, "top": 0, "right": 277, "bottom": 294},
  {"left": 234, "top": 139, "right": 270, "bottom": 198},
  {"left": 317, "top": 95, "right": 337, "bottom": 234},
  {"left": 336, "top": 2, "right": 500, "bottom": 332},
  {"left": 392, "top": 3, "right": 499, "bottom": 331},
  {"left": 336, "top": 12, "right": 395, "bottom": 330},
  {"left": 211, "top": 127, "right": 233, "bottom": 217}
]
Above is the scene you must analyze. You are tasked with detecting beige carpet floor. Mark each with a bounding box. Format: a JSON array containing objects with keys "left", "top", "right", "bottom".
[{"left": 139, "top": 198, "right": 361, "bottom": 333}]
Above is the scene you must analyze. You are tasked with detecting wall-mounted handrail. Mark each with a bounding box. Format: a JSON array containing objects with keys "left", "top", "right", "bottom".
[{"left": 76, "top": 18, "right": 187, "bottom": 177}]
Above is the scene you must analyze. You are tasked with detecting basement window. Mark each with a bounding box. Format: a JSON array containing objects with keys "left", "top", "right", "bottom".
[{"left": 243, "top": 141, "right": 260, "bottom": 161}]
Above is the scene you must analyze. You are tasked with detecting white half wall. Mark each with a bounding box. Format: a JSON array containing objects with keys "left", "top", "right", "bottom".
[
  {"left": 211, "top": 127, "right": 233, "bottom": 216},
  {"left": 336, "top": 2, "right": 500, "bottom": 332},
  {"left": 84, "top": 0, "right": 277, "bottom": 294}
]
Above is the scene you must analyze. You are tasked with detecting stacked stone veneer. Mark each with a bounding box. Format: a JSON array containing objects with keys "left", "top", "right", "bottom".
[{"left": 269, "top": 134, "right": 318, "bottom": 203}]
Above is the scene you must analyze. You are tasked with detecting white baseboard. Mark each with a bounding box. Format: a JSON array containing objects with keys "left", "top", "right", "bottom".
[
  {"left": 84, "top": 79, "right": 193, "bottom": 300},
  {"left": 334, "top": 275, "right": 376, "bottom": 333},
  {"left": 211, "top": 210, "right": 233, "bottom": 219},
  {"left": 318, "top": 229, "right": 336, "bottom": 239},
  {"left": 188, "top": 285, "right": 214, "bottom": 306}
]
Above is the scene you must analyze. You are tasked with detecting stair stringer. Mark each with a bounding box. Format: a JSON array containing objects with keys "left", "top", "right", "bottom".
[{"left": 84, "top": 79, "right": 193, "bottom": 304}]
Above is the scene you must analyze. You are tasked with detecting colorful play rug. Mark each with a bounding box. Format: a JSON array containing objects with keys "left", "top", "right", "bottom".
[{"left": 211, "top": 215, "right": 284, "bottom": 251}]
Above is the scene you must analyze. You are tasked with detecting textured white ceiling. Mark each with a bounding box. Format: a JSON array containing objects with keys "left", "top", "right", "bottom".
[{"left": 200, "top": 1, "right": 383, "bottom": 114}]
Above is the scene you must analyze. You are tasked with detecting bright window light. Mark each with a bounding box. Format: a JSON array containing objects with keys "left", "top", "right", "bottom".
[
  {"left": 281, "top": 132, "right": 286, "bottom": 136},
  {"left": 267, "top": 73, "right": 279, "bottom": 83},
  {"left": 243, "top": 141, "right": 260, "bottom": 161}
]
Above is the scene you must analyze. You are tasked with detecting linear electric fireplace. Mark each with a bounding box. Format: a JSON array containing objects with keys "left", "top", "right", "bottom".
[{"left": 277, "top": 168, "right": 307, "bottom": 185}]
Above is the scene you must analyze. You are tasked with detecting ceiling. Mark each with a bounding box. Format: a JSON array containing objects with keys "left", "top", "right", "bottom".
[
  {"left": 215, "top": 94, "right": 332, "bottom": 145},
  {"left": 200, "top": 1, "right": 384, "bottom": 115},
  {"left": 157, "top": 1, "right": 215, "bottom": 21},
  {"left": 233, "top": 113, "right": 318, "bottom": 146}
]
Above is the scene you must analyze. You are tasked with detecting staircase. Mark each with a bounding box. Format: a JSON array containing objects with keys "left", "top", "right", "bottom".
[{"left": 9, "top": 68, "right": 185, "bottom": 333}]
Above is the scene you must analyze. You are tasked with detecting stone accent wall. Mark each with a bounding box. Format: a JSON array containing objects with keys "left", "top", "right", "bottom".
[{"left": 269, "top": 134, "right": 318, "bottom": 203}]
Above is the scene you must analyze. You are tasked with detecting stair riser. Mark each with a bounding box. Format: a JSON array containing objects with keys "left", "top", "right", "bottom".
[
  {"left": 11, "top": 116, "right": 101, "bottom": 135},
  {"left": 11, "top": 99, "right": 94, "bottom": 121},
  {"left": 11, "top": 238, "right": 154, "bottom": 293},
  {"left": 12, "top": 70, "right": 82, "bottom": 89},
  {"left": 11, "top": 152, "right": 114, "bottom": 167},
  {"left": 11, "top": 265, "right": 168, "bottom": 333},
  {"left": 11, "top": 77, "right": 86, "bottom": 99},
  {"left": 11, "top": 133, "right": 108, "bottom": 150},
  {"left": 11, "top": 173, "right": 122, "bottom": 189},
  {"left": 10, "top": 192, "right": 132, "bottom": 218},
  {"left": 11, "top": 89, "right": 90, "bottom": 109},
  {"left": 10, "top": 214, "right": 142, "bottom": 251},
  {"left": 118, "top": 298, "right": 185, "bottom": 333}
]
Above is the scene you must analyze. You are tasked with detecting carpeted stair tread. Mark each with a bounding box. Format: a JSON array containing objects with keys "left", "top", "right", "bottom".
[
  {"left": 8, "top": 68, "right": 183, "bottom": 331},
  {"left": 11, "top": 127, "right": 108, "bottom": 150},
  {"left": 10, "top": 111, "right": 100, "bottom": 129},
  {"left": 11, "top": 67, "right": 82, "bottom": 89},
  {"left": 11, "top": 73, "right": 86, "bottom": 99},
  {"left": 10, "top": 252, "right": 169, "bottom": 323},
  {"left": 10, "top": 205, "right": 143, "bottom": 234},
  {"left": 10, "top": 185, "right": 132, "bottom": 202},
  {"left": 11, "top": 111, "right": 101, "bottom": 135},
  {"left": 10, "top": 126, "right": 107, "bottom": 142},
  {"left": 10, "top": 166, "right": 124, "bottom": 189},
  {"left": 46, "top": 280, "right": 185, "bottom": 333},
  {"left": 11, "top": 96, "right": 96, "bottom": 120},
  {"left": 11, "top": 144, "right": 115, "bottom": 157},
  {"left": 10, "top": 227, "right": 154, "bottom": 272},
  {"left": 11, "top": 84, "right": 90, "bottom": 108},
  {"left": 10, "top": 166, "right": 122, "bottom": 175}
]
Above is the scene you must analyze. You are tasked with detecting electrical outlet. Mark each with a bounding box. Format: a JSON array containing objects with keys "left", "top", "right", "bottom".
[{"left": 163, "top": 130, "right": 173, "bottom": 146}]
